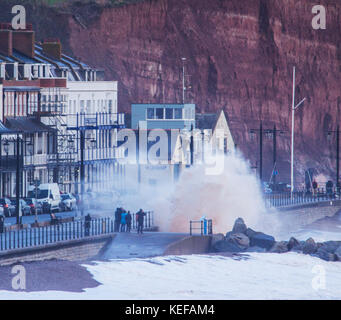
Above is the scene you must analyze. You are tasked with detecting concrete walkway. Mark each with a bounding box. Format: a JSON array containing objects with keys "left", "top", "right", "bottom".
[{"left": 102, "top": 232, "right": 188, "bottom": 260}]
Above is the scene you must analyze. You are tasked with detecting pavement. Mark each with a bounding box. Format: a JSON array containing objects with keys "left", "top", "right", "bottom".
[{"left": 102, "top": 232, "right": 188, "bottom": 260}]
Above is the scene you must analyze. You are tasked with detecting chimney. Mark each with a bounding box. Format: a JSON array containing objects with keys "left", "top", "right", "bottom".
[
  {"left": 12, "top": 27, "right": 35, "bottom": 58},
  {"left": 0, "top": 29, "right": 12, "bottom": 56},
  {"left": 42, "top": 39, "right": 62, "bottom": 60}
]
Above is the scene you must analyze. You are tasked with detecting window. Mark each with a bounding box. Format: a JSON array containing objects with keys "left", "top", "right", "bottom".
[
  {"left": 37, "top": 133, "right": 43, "bottom": 154},
  {"left": 108, "top": 100, "right": 113, "bottom": 114},
  {"left": 147, "top": 108, "right": 155, "bottom": 119},
  {"left": 165, "top": 108, "right": 173, "bottom": 119},
  {"left": 174, "top": 108, "right": 182, "bottom": 119},
  {"left": 80, "top": 100, "right": 85, "bottom": 113},
  {"left": 155, "top": 108, "right": 164, "bottom": 119},
  {"left": 184, "top": 108, "right": 190, "bottom": 119}
]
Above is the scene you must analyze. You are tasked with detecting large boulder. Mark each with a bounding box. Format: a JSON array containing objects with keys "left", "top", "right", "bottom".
[
  {"left": 335, "top": 246, "right": 341, "bottom": 261},
  {"left": 319, "top": 241, "right": 341, "bottom": 254},
  {"left": 249, "top": 232, "right": 275, "bottom": 251},
  {"left": 213, "top": 240, "right": 244, "bottom": 253},
  {"left": 211, "top": 233, "right": 225, "bottom": 248},
  {"left": 288, "top": 237, "right": 300, "bottom": 251},
  {"left": 232, "top": 218, "right": 247, "bottom": 234},
  {"left": 269, "top": 241, "right": 289, "bottom": 253},
  {"left": 245, "top": 227, "right": 257, "bottom": 238},
  {"left": 227, "top": 233, "right": 250, "bottom": 249},
  {"left": 315, "top": 247, "right": 336, "bottom": 261},
  {"left": 302, "top": 238, "right": 318, "bottom": 255}
]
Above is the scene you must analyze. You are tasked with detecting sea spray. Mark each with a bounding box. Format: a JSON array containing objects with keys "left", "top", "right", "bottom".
[
  {"left": 152, "top": 151, "right": 281, "bottom": 234},
  {"left": 115, "top": 150, "right": 282, "bottom": 235}
]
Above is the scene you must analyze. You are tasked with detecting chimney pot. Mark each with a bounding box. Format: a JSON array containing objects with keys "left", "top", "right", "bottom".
[
  {"left": 42, "top": 40, "right": 62, "bottom": 60},
  {"left": 12, "top": 29, "right": 35, "bottom": 58}
]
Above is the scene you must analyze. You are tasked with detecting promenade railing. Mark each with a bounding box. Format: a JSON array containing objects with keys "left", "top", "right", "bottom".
[
  {"left": 0, "top": 217, "right": 114, "bottom": 252},
  {"left": 264, "top": 191, "right": 337, "bottom": 208},
  {"left": 190, "top": 219, "right": 213, "bottom": 236},
  {"left": 0, "top": 211, "right": 154, "bottom": 252}
]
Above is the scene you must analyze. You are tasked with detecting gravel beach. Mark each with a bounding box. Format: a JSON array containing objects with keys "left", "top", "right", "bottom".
[{"left": 0, "top": 259, "right": 100, "bottom": 293}]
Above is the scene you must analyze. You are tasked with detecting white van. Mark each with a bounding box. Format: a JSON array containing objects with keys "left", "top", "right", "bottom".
[{"left": 28, "top": 183, "right": 61, "bottom": 212}]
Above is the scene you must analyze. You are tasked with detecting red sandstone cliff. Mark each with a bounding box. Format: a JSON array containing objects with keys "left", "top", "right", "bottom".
[{"left": 1, "top": 0, "right": 341, "bottom": 185}]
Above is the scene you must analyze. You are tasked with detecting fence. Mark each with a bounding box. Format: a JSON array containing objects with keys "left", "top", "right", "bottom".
[
  {"left": 0, "top": 217, "right": 114, "bottom": 252},
  {"left": 131, "top": 211, "right": 154, "bottom": 230},
  {"left": 189, "top": 219, "right": 213, "bottom": 236},
  {"left": 264, "top": 191, "right": 336, "bottom": 208},
  {"left": 0, "top": 211, "right": 154, "bottom": 252}
]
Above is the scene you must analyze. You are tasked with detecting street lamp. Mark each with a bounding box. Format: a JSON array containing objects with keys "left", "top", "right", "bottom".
[
  {"left": 68, "top": 138, "right": 75, "bottom": 193},
  {"left": 327, "top": 126, "right": 340, "bottom": 194},
  {"left": 3, "top": 140, "right": 9, "bottom": 197},
  {"left": 290, "top": 66, "right": 307, "bottom": 198},
  {"left": 181, "top": 57, "right": 186, "bottom": 104}
]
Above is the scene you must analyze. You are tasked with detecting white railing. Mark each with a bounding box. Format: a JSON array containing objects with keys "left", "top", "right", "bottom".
[
  {"left": 24, "top": 147, "right": 123, "bottom": 167},
  {"left": 66, "top": 113, "right": 125, "bottom": 128},
  {"left": 24, "top": 154, "right": 48, "bottom": 166}
]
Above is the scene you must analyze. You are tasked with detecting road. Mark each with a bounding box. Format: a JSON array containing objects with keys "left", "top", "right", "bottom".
[{"left": 3, "top": 208, "right": 114, "bottom": 227}]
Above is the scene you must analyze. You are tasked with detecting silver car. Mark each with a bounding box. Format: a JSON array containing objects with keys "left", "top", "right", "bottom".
[{"left": 60, "top": 193, "right": 77, "bottom": 211}]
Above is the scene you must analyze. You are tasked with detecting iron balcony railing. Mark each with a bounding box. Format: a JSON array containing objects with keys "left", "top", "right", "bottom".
[{"left": 67, "top": 112, "right": 125, "bottom": 129}]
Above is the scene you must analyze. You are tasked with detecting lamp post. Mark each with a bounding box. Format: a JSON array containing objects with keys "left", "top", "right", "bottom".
[
  {"left": 68, "top": 138, "right": 75, "bottom": 193},
  {"left": 3, "top": 140, "right": 9, "bottom": 197},
  {"left": 327, "top": 125, "right": 340, "bottom": 194},
  {"left": 80, "top": 130, "right": 85, "bottom": 217},
  {"left": 182, "top": 57, "right": 186, "bottom": 104},
  {"left": 290, "top": 66, "right": 306, "bottom": 198},
  {"left": 79, "top": 132, "right": 96, "bottom": 217},
  {"left": 190, "top": 124, "right": 194, "bottom": 166},
  {"left": 249, "top": 122, "right": 264, "bottom": 181},
  {"left": 250, "top": 123, "right": 284, "bottom": 185}
]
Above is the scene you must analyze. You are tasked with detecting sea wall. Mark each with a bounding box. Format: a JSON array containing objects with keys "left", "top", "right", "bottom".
[{"left": 0, "top": 234, "right": 115, "bottom": 266}]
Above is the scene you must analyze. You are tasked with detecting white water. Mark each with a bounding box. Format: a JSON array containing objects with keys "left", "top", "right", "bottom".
[
  {"left": 1, "top": 253, "right": 341, "bottom": 300},
  {"left": 116, "top": 151, "right": 281, "bottom": 234}
]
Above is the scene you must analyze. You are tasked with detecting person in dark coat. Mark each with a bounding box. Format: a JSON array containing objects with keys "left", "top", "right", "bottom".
[
  {"left": 326, "top": 180, "right": 334, "bottom": 198},
  {"left": 126, "top": 211, "right": 132, "bottom": 233},
  {"left": 0, "top": 215, "right": 4, "bottom": 234},
  {"left": 136, "top": 209, "right": 146, "bottom": 234},
  {"left": 312, "top": 180, "right": 318, "bottom": 196},
  {"left": 114, "top": 207, "right": 122, "bottom": 232},
  {"left": 85, "top": 213, "right": 91, "bottom": 236}
]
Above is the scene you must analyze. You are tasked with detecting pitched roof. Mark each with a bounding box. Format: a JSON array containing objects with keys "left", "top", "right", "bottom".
[
  {"left": 0, "top": 121, "right": 13, "bottom": 134},
  {"left": 5, "top": 117, "right": 56, "bottom": 133},
  {"left": 195, "top": 112, "right": 219, "bottom": 130}
]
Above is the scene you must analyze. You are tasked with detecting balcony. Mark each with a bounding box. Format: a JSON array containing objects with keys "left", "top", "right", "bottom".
[
  {"left": 24, "top": 154, "right": 48, "bottom": 167},
  {"left": 67, "top": 113, "right": 125, "bottom": 130}
]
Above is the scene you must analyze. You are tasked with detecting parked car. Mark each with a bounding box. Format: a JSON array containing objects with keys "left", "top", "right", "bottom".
[
  {"left": 10, "top": 199, "right": 31, "bottom": 216},
  {"left": 60, "top": 193, "right": 77, "bottom": 211},
  {"left": 27, "top": 183, "right": 61, "bottom": 213},
  {"left": 24, "top": 198, "right": 43, "bottom": 215},
  {"left": 0, "top": 198, "right": 15, "bottom": 217}
]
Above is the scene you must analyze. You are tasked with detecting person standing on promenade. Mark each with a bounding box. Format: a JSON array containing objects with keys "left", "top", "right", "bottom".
[{"left": 136, "top": 209, "right": 146, "bottom": 235}]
